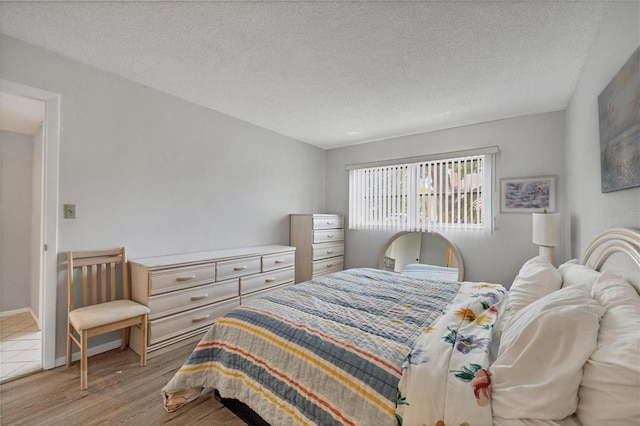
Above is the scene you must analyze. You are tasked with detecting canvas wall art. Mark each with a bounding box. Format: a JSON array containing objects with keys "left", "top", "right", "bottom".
[{"left": 597, "top": 46, "right": 639, "bottom": 193}]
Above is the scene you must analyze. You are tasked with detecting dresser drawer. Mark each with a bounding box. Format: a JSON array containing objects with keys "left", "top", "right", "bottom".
[
  {"left": 217, "top": 256, "right": 261, "bottom": 280},
  {"left": 149, "top": 264, "right": 216, "bottom": 295},
  {"left": 312, "top": 256, "right": 344, "bottom": 276},
  {"left": 313, "top": 229, "right": 344, "bottom": 244},
  {"left": 313, "top": 215, "right": 343, "bottom": 230},
  {"left": 241, "top": 282, "right": 292, "bottom": 304},
  {"left": 262, "top": 251, "right": 295, "bottom": 272},
  {"left": 148, "top": 298, "right": 239, "bottom": 345},
  {"left": 312, "top": 242, "right": 344, "bottom": 260},
  {"left": 148, "top": 278, "right": 239, "bottom": 319},
  {"left": 241, "top": 267, "right": 295, "bottom": 295}
]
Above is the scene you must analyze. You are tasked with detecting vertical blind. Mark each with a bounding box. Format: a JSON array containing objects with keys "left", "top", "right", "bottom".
[{"left": 348, "top": 153, "right": 494, "bottom": 231}]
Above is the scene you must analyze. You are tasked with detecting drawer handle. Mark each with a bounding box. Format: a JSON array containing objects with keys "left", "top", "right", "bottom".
[
  {"left": 326, "top": 250, "right": 334, "bottom": 254},
  {"left": 265, "top": 278, "right": 276, "bottom": 283},
  {"left": 326, "top": 221, "right": 333, "bottom": 225},
  {"left": 192, "top": 315, "right": 210, "bottom": 323},
  {"left": 234, "top": 266, "right": 248, "bottom": 271},
  {"left": 326, "top": 263, "right": 333, "bottom": 268},
  {"left": 326, "top": 234, "right": 334, "bottom": 238},
  {"left": 176, "top": 275, "right": 196, "bottom": 282},
  {"left": 274, "top": 259, "right": 285, "bottom": 264},
  {"left": 190, "top": 294, "right": 208, "bottom": 301}
]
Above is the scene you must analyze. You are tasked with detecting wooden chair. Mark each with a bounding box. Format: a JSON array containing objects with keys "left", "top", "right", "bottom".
[{"left": 66, "top": 247, "right": 149, "bottom": 390}]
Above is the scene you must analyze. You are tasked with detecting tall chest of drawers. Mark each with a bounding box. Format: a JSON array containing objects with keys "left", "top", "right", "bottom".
[
  {"left": 129, "top": 245, "right": 295, "bottom": 358},
  {"left": 290, "top": 214, "right": 344, "bottom": 283}
]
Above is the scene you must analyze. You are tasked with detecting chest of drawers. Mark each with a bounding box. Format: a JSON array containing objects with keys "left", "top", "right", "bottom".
[
  {"left": 290, "top": 214, "right": 344, "bottom": 283},
  {"left": 129, "top": 245, "right": 295, "bottom": 357}
]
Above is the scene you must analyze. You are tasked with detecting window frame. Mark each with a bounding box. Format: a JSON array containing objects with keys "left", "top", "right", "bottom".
[{"left": 347, "top": 146, "right": 499, "bottom": 232}]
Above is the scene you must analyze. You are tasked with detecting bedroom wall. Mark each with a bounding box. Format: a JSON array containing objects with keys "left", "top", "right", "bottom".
[
  {"left": 325, "top": 111, "right": 567, "bottom": 287},
  {"left": 0, "top": 130, "right": 34, "bottom": 313},
  {"left": 0, "top": 34, "right": 326, "bottom": 360},
  {"left": 565, "top": 1, "right": 640, "bottom": 257}
]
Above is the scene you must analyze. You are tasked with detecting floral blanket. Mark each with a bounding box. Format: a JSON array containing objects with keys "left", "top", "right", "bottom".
[{"left": 396, "top": 281, "right": 507, "bottom": 425}]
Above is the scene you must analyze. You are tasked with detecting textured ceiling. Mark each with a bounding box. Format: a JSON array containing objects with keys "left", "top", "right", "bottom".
[{"left": 0, "top": 1, "right": 610, "bottom": 149}]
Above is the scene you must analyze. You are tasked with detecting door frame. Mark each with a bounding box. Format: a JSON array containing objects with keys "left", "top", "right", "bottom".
[{"left": 1, "top": 78, "right": 60, "bottom": 369}]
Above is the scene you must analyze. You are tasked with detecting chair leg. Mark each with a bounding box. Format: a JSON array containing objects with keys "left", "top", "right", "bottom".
[
  {"left": 80, "top": 330, "right": 88, "bottom": 390},
  {"left": 140, "top": 314, "right": 147, "bottom": 367},
  {"left": 121, "top": 328, "right": 129, "bottom": 350},
  {"left": 66, "top": 322, "right": 73, "bottom": 368}
]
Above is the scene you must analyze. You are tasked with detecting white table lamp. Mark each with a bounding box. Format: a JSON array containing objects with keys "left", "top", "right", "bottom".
[{"left": 532, "top": 212, "right": 560, "bottom": 264}]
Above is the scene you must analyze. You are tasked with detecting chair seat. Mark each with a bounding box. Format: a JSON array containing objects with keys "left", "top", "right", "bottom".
[{"left": 69, "top": 299, "right": 150, "bottom": 331}]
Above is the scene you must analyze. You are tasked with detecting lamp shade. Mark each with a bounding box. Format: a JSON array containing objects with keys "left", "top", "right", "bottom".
[{"left": 532, "top": 212, "right": 560, "bottom": 247}]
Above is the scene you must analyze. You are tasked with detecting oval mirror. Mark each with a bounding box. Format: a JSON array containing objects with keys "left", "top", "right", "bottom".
[{"left": 378, "top": 231, "right": 464, "bottom": 281}]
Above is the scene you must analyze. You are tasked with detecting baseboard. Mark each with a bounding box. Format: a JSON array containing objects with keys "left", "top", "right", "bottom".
[
  {"left": 0, "top": 307, "right": 42, "bottom": 330},
  {"left": 0, "top": 307, "right": 31, "bottom": 317},
  {"left": 54, "top": 339, "right": 123, "bottom": 367},
  {"left": 29, "top": 308, "right": 41, "bottom": 329}
]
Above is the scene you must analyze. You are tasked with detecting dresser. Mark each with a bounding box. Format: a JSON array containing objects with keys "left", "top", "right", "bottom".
[
  {"left": 289, "top": 214, "right": 344, "bottom": 283},
  {"left": 129, "top": 245, "right": 295, "bottom": 358}
]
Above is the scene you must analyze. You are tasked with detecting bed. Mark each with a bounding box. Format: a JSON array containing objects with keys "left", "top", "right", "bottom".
[
  {"left": 162, "top": 227, "right": 640, "bottom": 425},
  {"left": 400, "top": 263, "right": 459, "bottom": 282}
]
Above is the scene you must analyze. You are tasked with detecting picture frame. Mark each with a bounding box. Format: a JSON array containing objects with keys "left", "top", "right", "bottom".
[{"left": 500, "top": 175, "right": 557, "bottom": 213}]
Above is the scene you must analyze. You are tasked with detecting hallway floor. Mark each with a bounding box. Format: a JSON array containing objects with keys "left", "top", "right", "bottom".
[{"left": 0, "top": 312, "right": 42, "bottom": 382}]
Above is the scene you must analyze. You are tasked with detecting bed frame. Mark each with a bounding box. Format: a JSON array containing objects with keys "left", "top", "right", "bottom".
[{"left": 579, "top": 227, "right": 640, "bottom": 293}]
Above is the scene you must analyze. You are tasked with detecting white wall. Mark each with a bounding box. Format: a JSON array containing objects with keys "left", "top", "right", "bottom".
[
  {"left": 0, "top": 129, "right": 33, "bottom": 312},
  {"left": 326, "top": 111, "right": 567, "bottom": 286},
  {"left": 0, "top": 34, "right": 326, "bottom": 359},
  {"left": 565, "top": 1, "right": 640, "bottom": 257}
]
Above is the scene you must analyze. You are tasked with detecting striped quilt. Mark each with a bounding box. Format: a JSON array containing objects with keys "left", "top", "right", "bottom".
[{"left": 162, "top": 268, "right": 472, "bottom": 425}]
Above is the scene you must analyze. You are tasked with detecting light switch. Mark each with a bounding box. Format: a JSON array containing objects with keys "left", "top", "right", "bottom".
[{"left": 64, "top": 204, "right": 76, "bottom": 219}]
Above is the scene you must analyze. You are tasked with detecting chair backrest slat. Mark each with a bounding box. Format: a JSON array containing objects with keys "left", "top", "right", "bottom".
[
  {"left": 73, "top": 255, "right": 123, "bottom": 267},
  {"left": 100, "top": 264, "right": 108, "bottom": 302},
  {"left": 110, "top": 263, "right": 117, "bottom": 301},
  {"left": 81, "top": 266, "right": 89, "bottom": 307},
  {"left": 67, "top": 248, "right": 129, "bottom": 312},
  {"left": 122, "top": 255, "right": 130, "bottom": 299},
  {"left": 91, "top": 264, "right": 98, "bottom": 305}
]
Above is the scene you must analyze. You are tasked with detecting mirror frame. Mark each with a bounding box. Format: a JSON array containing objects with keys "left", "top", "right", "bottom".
[{"left": 378, "top": 231, "right": 465, "bottom": 281}]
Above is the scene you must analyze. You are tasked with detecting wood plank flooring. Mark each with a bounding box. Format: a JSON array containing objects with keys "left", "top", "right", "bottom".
[{"left": 0, "top": 342, "right": 248, "bottom": 426}]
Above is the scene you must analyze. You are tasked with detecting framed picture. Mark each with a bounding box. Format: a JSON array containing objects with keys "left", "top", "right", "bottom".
[{"left": 500, "top": 175, "right": 557, "bottom": 213}]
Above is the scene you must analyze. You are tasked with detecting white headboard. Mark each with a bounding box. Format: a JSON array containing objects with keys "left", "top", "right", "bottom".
[{"left": 580, "top": 227, "right": 640, "bottom": 294}]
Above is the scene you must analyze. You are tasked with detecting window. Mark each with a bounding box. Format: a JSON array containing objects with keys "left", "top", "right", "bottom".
[{"left": 348, "top": 147, "right": 498, "bottom": 232}]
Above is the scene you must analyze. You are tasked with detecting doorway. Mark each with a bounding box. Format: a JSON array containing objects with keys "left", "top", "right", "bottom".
[
  {"left": 0, "top": 94, "right": 44, "bottom": 380},
  {"left": 0, "top": 79, "right": 60, "bottom": 373}
]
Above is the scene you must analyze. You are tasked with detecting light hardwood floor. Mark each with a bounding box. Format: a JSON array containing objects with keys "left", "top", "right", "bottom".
[
  {"left": 0, "top": 312, "right": 41, "bottom": 382},
  {"left": 0, "top": 341, "right": 248, "bottom": 426}
]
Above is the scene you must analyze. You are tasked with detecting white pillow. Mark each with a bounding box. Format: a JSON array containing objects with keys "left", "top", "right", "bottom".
[
  {"left": 558, "top": 261, "right": 600, "bottom": 293},
  {"left": 577, "top": 272, "right": 640, "bottom": 425},
  {"left": 490, "top": 285, "right": 605, "bottom": 420},
  {"left": 488, "top": 302, "right": 513, "bottom": 365},
  {"left": 507, "top": 256, "right": 562, "bottom": 313}
]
